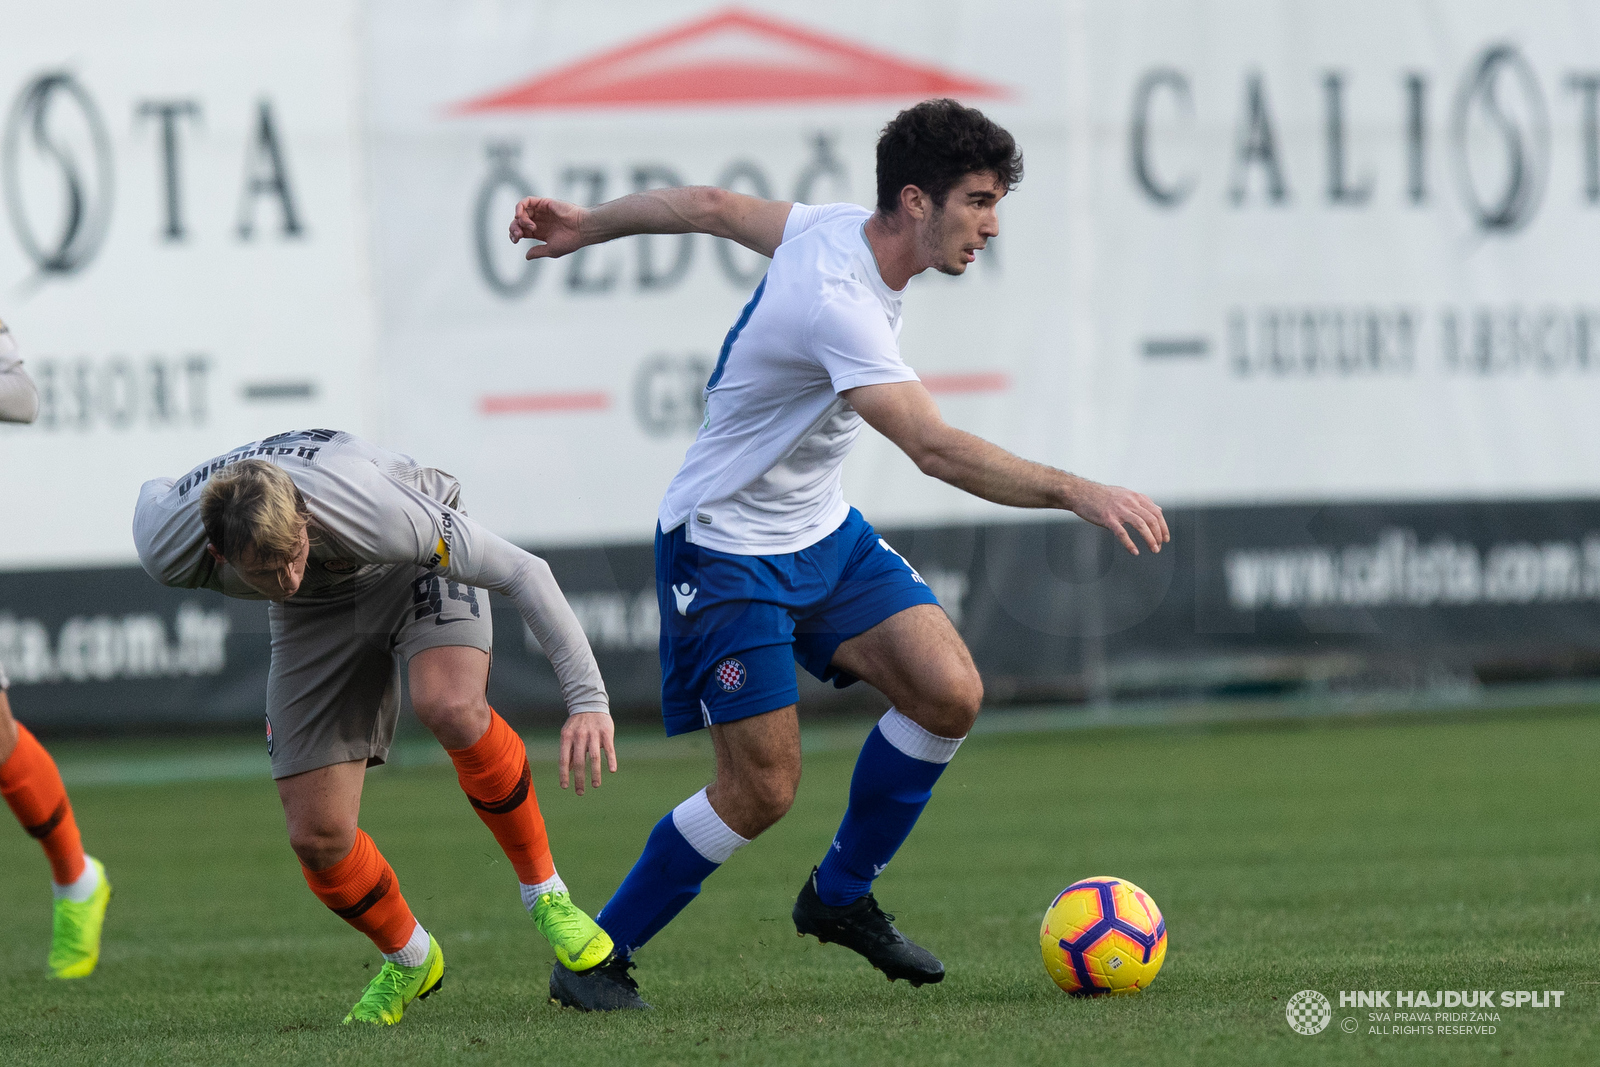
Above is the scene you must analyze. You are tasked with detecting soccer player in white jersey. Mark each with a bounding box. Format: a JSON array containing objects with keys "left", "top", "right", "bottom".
[
  {"left": 510, "top": 99, "right": 1168, "bottom": 1009},
  {"left": 134, "top": 430, "right": 621, "bottom": 1023},
  {"left": 0, "top": 316, "right": 114, "bottom": 979}
]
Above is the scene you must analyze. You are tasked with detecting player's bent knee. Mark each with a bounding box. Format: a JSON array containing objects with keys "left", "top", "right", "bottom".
[
  {"left": 288, "top": 823, "right": 358, "bottom": 872},
  {"left": 412, "top": 692, "right": 492, "bottom": 748},
  {"left": 953, "top": 667, "right": 984, "bottom": 726},
  {"left": 743, "top": 775, "right": 797, "bottom": 830},
  {"left": 764, "top": 774, "right": 800, "bottom": 819},
  {"left": 715, "top": 766, "right": 799, "bottom": 836},
  {"left": 911, "top": 664, "right": 982, "bottom": 735},
  {"left": 412, "top": 692, "right": 487, "bottom": 725}
]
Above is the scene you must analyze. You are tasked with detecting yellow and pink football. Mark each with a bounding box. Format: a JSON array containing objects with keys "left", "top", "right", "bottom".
[{"left": 1039, "top": 876, "right": 1167, "bottom": 995}]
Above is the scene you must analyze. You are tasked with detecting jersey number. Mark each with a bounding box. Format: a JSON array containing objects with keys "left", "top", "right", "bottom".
[{"left": 412, "top": 576, "right": 481, "bottom": 623}]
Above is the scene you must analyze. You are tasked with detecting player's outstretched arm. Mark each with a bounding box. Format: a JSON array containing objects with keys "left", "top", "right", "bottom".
[
  {"left": 844, "top": 381, "right": 1170, "bottom": 556},
  {"left": 508, "top": 186, "right": 792, "bottom": 261}
]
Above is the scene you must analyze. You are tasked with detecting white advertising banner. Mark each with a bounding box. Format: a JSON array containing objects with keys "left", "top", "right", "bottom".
[
  {"left": 366, "top": 0, "right": 1068, "bottom": 546},
  {"left": 6, "top": 1, "right": 1600, "bottom": 565},
  {"left": 0, "top": 0, "right": 376, "bottom": 569},
  {"left": 6, "top": 1, "right": 1600, "bottom": 717},
  {"left": 371, "top": 0, "right": 1600, "bottom": 550},
  {"left": 1078, "top": 0, "right": 1600, "bottom": 508}
]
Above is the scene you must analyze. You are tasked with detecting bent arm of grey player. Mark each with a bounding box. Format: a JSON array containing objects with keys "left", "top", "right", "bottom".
[{"left": 429, "top": 512, "right": 611, "bottom": 718}]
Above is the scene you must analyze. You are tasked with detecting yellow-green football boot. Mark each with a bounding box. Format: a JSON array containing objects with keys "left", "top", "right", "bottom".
[
  {"left": 342, "top": 935, "right": 444, "bottom": 1026},
  {"left": 49, "top": 856, "right": 111, "bottom": 979},
  {"left": 531, "top": 891, "right": 613, "bottom": 972}
]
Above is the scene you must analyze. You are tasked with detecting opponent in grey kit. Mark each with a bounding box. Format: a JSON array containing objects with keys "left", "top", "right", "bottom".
[{"left": 133, "top": 429, "right": 621, "bottom": 1023}]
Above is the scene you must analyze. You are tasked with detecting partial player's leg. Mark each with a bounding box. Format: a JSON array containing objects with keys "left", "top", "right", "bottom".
[
  {"left": 0, "top": 684, "right": 111, "bottom": 979},
  {"left": 560, "top": 705, "right": 797, "bottom": 1011},
  {"left": 552, "top": 521, "right": 808, "bottom": 1011},
  {"left": 267, "top": 588, "right": 448, "bottom": 1025},
  {"left": 790, "top": 604, "right": 978, "bottom": 985},
  {"left": 828, "top": 602, "right": 983, "bottom": 740},
  {"left": 406, "top": 641, "right": 611, "bottom": 973},
  {"left": 705, "top": 703, "right": 803, "bottom": 837},
  {"left": 824, "top": 603, "right": 979, "bottom": 889},
  {"left": 786, "top": 516, "right": 981, "bottom": 983},
  {"left": 278, "top": 760, "right": 443, "bottom": 1024},
  {"left": 596, "top": 705, "right": 798, "bottom": 949}
]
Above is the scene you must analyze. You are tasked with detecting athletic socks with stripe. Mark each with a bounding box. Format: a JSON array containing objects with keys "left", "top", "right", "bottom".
[
  {"left": 595, "top": 708, "right": 963, "bottom": 955},
  {"left": 595, "top": 787, "right": 748, "bottom": 957},
  {"left": 813, "top": 708, "right": 964, "bottom": 907}
]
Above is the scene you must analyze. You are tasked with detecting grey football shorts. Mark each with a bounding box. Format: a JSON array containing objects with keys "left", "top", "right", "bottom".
[{"left": 264, "top": 564, "right": 493, "bottom": 779}]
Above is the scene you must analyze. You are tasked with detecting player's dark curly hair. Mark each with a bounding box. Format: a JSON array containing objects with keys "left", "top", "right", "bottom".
[{"left": 875, "top": 99, "right": 1023, "bottom": 216}]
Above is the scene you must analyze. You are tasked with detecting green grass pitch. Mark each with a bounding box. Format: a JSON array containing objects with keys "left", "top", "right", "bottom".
[{"left": 1, "top": 707, "right": 1595, "bottom": 1066}]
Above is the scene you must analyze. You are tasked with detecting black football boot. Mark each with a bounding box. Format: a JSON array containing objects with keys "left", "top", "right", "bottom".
[
  {"left": 792, "top": 867, "right": 945, "bottom": 986},
  {"left": 549, "top": 953, "right": 652, "bottom": 1011}
]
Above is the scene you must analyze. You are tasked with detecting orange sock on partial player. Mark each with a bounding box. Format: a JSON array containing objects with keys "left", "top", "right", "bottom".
[
  {"left": 447, "top": 710, "right": 555, "bottom": 887},
  {"left": 301, "top": 829, "right": 418, "bottom": 954},
  {"left": 1, "top": 722, "right": 87, "bottom": 886}
]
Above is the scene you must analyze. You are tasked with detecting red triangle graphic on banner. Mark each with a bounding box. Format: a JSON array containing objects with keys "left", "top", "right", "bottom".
[{"left": 453, "top": 7, "right": 1008, "bottom": 113}]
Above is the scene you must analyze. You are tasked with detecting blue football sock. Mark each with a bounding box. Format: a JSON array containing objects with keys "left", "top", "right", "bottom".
[
  {"left": 814, "top": 710, "right": 964, "bottom": 907},
  {"left": 596, "top": 788, "right": 748, "bottom": 958}
]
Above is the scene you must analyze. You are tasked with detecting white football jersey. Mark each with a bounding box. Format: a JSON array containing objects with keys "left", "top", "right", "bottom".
[{"left": 657, "top": 203, "right": 919, "bottom": 555}]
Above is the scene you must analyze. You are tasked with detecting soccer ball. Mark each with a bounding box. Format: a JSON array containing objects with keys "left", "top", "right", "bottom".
[{"left": 1039, "top": 876, "right": 1167, "bottom": 995}]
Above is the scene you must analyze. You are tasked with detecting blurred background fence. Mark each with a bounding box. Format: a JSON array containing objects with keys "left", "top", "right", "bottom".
[{"left": 4, "top": 1, "right": 1600, "bottom": 729}]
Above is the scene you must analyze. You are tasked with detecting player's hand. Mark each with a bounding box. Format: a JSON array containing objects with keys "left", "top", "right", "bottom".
[
  {"left": 558, "top": 710, "right": 617, "bottom": 795},
  {"left": 508, "top": 196, "right": 588, "bottom": 260},
  {"left": 1069, "top": 481, "right": 1169, "bottom": 556}
]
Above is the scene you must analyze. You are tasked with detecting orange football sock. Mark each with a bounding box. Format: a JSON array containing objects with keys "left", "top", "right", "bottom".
[
  {"left": 301, "top": 829, "right": 418, "bottom": 954},
  {"left": 446, "top": 710, "right": 555, "bottom": 886},
  {"left": 1, "top": 723, "right": 87, "bottom": 885}
]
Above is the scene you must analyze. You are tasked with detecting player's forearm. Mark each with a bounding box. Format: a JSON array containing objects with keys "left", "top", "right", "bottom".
[
  {"left": 581, "top": 186, "right": 731, "bottom": 245},
  {"left": 580, "top": 186, "right": 784, "bottom": 256},
  {"left": 506, "top": 555, "right": 611, "bottom": 717},
  {"left": 916, "top": 427, "right": 1084, "bottom": 510}
]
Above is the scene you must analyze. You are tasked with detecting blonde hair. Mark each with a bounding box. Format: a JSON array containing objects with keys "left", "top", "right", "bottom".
[{"left": 199, "top": 460, "right": 309, "bottom": 565}]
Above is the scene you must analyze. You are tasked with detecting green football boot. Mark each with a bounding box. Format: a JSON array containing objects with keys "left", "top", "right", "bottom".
[
  {"left": 531, "top": 891, "right": 613, "bottom": 973},
  {"left": 49, "top": 857, "right": 111, "bottom": 979},
  {"left": 342, "top": 935, "right": 444, "bottom": 1026}
]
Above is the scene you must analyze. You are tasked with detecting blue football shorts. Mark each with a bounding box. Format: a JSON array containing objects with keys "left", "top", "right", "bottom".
[{"left": 655, "top": 507, "right": 941, "bottom": 736}]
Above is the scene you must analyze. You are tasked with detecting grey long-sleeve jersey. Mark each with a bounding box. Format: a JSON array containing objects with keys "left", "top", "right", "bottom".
[
  {"left": 132, "top": 429, "right": 609, "bottom": 717},
  {"left": 0, "top": 322, "right": 40, "bottom": 424}
]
